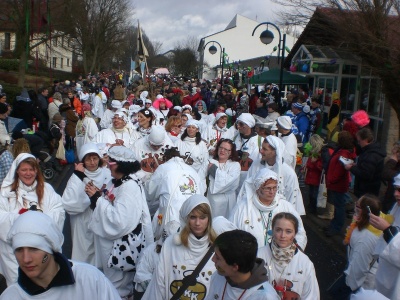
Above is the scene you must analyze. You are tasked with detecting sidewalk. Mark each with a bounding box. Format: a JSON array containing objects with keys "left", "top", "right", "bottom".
[{"left": 300, "top": 185, "right": 358, "bottom": 257}]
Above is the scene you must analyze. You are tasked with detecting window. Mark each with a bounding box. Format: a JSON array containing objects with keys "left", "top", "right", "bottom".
[
  {"left": 53, "top": 37, "right": 57, "bottom": 47},
  {"left": 60, "top": 58, "right": 64, "bottom": 69},
  {"left": 67, "top": 58, "right": 70, "bottom": 67},
  {"left": 4, "top": 33, "right": 10, "bottom": 50},
  {"left": 52, "top": 57, "right": 57, "bottom": 68},
  {"left": 61, "top": 36, "right": 64, "bottom": 47}
]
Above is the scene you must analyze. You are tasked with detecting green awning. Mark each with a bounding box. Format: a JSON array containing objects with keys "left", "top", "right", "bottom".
[{"left": 249, "top": 68, "right": 309, "bottom": 85}]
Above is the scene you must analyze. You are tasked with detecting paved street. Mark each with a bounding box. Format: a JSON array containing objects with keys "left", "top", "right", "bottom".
[{"left": 51, "top": 164, "right": 348, "bottom": 300}]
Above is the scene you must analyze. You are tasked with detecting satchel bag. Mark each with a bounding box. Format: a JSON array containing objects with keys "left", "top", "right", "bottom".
[
  {"left": 55, "top": 140, "right": 66, "bottom": 161},
  {"left": 108, "top": 222, "right": 146, "bottom": 272},
  {"left": 317, "top": 171, "right": 327, "bottom": 208},
  {"left": 170, "top": 245, "right": 214, "bottom": 300}
]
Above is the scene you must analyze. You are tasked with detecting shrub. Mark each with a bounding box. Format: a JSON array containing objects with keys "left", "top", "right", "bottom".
[
  {"left": 0, "top": 59, "right": 19, "bottom": 72},
  {"left": 0, "top": 83, "right": 23, "bottom": 105}
]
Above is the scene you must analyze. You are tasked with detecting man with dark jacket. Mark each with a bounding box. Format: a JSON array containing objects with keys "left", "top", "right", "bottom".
[
  {"left": 345, "top": 127, "right": 386, "bottom": 197},
  {"left": 206, "top": 230, "right": 279, "bottom": 299}
]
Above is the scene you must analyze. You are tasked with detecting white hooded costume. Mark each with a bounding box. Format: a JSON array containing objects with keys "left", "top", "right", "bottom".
[
  {"left": 174, "top": 119, "right": 209, "bottom": 194},
  {"left": 201, "top": 112, "right": 235, "bottom": 153},
  {"left": 88, "top": 146, "right": 153, "bottom": 298},
  {"left": 246, "top": 135, "right": 305, "bottom": 215},
  {"left": 62, "top": 143, "right": 112, "bottom": 265},
  {"left": 131, "top": 125, "right": 174, "bottom": 183},
  {"left": 0, "top": 153, "right": 65, "bottom": 286},
  {"left": 142, "top": 195, "right": 216, "bottom": 300},
  {"left": 94, "top": 109, "right": 141, "bottom": 148},
  {"left": 146, "top": 155, "right": 201, "bottom": 239},
  {"left": 230, "top": 168, "right": 307, "bottom": 249},
  {"left": 207, "top": 157, "right": 240, "bottom": 218}
]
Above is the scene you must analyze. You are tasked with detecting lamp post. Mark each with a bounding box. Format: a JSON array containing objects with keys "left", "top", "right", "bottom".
[
  {"left": 252, "top": 22, "right": 286, "bottom": 95},
  {"left": 204, "top": 40, "right": 225, "bottom": 84}
]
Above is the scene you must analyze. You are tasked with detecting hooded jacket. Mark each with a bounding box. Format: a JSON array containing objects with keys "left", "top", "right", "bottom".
[
  {"left": 205, "top": 258, "right": 279, "bottom": 300},
  {"left": 350, "top": 142, "right": 386, "bottom": 197}
]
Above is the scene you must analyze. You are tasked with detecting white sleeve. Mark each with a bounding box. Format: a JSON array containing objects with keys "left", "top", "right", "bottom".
[
  {"left": 209, "top": 162, "right": 241, "bottom": 194},
  {"left": 90, "top": 182, "right": 142, "bottom": 240},
  {"left": 0, "top": 195, "right": 19, "bottom": 242},
  {"left": 141, "top": 244, "right": 167, "bottom": 300},
  {"left": 345, "top": 238, "right": 376, "bottom": 291},
  {"left": 62, "top": 174, "right": 90, "bottom": 215},
  {"left": 380, "top": 232, "right": 400, "bottom": 269},
  {"left": 42, "top": 184, "right": 66, "bottom": 231},
  {"left": 300, "top": 262, "right": 320, "bottom": 300}
]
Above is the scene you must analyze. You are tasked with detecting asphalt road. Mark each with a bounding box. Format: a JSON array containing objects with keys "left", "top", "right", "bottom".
[{"left": 51, "top": 164, "right": 348, "bottom": 300}]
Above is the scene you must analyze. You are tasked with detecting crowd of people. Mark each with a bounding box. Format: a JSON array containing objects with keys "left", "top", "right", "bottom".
[{"left": 0, "top": 73, "right": 398, "bottom": 300}]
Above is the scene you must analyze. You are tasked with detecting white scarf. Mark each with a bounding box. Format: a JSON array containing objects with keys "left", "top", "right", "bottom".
[
  {"left": 186, "top": 233, "right": 211, "bottom": 257},
  {"left": 213, "top": 124, "right": 227, "bottom": 133},
  {"left": 252, "top": 194, "right": 279, "bottom": 212},
  {"left": 84, "top": 167, "right": 107, "bottom": 189}
]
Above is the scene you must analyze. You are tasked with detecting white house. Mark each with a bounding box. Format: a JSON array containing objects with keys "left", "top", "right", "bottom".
[
  {"left": 0, "top": 30, "right": 74, "bottom": 73},
  {"left": 198, "top": 14, "right": 297, "bottom": 80},
  {"left": 35, "top": 33, "right": 74, "bottom": 72}
]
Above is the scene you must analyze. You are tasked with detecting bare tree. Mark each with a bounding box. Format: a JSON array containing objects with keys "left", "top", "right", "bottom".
[
  {"left": 63, "top": 0, "right": 133, "bottom": 74},
  {"left": 0, "top": 0, "right": 70, "bottom": 87},
  {"left": 273, "top": 0, "right": 400, "bottom": 137}
]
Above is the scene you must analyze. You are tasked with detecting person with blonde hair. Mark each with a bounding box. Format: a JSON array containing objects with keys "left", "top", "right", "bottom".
[
  {"left": 0, "top": 153, "right": 65, "bottom": 285},
  {"left": 142, "top": 195, "right": 217, "bottom": 300}
]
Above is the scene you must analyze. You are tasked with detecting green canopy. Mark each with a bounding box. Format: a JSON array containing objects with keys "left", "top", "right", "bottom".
[{"left": 249, "top": 68, "right": 309, "bottom": 85}]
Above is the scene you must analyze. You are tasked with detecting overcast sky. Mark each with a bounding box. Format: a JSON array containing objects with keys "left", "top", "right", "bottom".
[{"left": 133, "top": 0, "right": 283, "bottom": 53}]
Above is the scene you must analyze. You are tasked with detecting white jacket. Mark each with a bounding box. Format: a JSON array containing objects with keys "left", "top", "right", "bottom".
[
  {"left": 175, "top": 137, "right": 209, "bottom": 193},
  {"left": 258, "top": 245, "right": 320, "bottom": 300},
  {"left": 229, "top": 194, "right": 307, "bottom": 250},
  {"left": 201, "top": 124, "right": 235, "bottom": 153},
  {"left": 345, "top": 228, "right": 379, "bottom": 291},
  {"left": 142, "top": 234, "right": 216, "bottom": 300},
  {"left": 75, "top": 117, "right": 99, "bottom": 156},
  {"left": 62, "top": 168, "right": 111, "bottom": 264},
  {"left": 88, "top": 174, "right": 153, "bottom": 297},
  {"left": 375, "top": 204, "right": 400, "bottom": 299},
  {"left": 246, "top": 157, "right": 305, "bottom": 215},
  {"left": 207, "top": 158, "right": 240, "bottom": 218},
  {"left": 99, "top": 109, "right": 114, "bottom": 130},
  {"left": 0, "top": 260, "right": 120, "bottom": 299},
  {"left": 0, "top": 183, "right": 65, "bottom": 286},
  {"left": 131, "top": 134, "right": 174, "bottom": 183},
  {"left": 48, "top": 100, "right": 63, "bottom": 124},
  {"left": 280, "top": 132, "right": 298, "bottom": 170},
  {"left": 94, "top": 127, "right": 140, "bottom": 148},
  {"left": 145, "top": 157, "right": 201, "bottom": 238},
  {"left": 233, "top": 133, "right": 263, "bottom": 192}
]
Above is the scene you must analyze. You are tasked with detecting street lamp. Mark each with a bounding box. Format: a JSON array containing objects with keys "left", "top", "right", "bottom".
[
  {"left": 204, "top": 40, "right": 225, "bottom": 84},
  {"left": 252, "top": 22, "right": 286, "bottom": 95}
]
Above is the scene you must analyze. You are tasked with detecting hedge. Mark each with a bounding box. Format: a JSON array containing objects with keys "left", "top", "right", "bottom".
[
  {"left": 0, "top": 59, "right": 19, "bottom": 72},
  {"left": 0, "top": 83, "right": 23, "bottom": 105}
]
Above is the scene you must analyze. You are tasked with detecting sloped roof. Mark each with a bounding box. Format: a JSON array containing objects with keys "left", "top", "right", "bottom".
[
  {"left": 225, "top": 15, "right": 238, "bottom": 30},
  {"left": 285, "top": 7, "right": 400, "bottom": 68}
]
